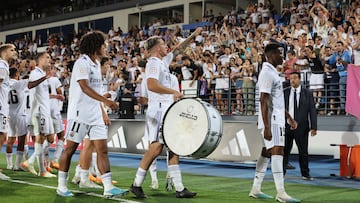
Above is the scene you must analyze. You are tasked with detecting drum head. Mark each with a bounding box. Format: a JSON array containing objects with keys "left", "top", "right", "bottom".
[{"left": 163, "top": 99, "right": 209, "bottom": 156}]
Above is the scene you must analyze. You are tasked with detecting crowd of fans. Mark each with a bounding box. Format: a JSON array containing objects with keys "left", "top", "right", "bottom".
[{"left": 2, "top": 0, "right": 359, "bottom": 117}]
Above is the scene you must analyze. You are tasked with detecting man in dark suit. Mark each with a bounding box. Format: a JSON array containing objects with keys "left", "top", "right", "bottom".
[{"left": 283, "top": 71, "right": 317, "bottom": 180}]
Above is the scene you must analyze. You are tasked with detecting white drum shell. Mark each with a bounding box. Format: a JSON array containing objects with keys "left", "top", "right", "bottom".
[{"left": 162, "top": 98, "right": 223, "bottom": 159}]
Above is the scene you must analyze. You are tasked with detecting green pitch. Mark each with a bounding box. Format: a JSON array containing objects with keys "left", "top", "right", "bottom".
[{"left": 1, "top": 155, "right": 360, "bottom": 203}]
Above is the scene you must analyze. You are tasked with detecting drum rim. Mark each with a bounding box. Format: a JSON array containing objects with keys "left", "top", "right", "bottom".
[{"left": 191, "top": 102, "right": 223, "bottom": 158}]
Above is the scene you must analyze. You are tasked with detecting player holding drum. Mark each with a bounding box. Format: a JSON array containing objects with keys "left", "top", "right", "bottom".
[{"left": 130, "top": 28, "right": 202, "bottom": 199}]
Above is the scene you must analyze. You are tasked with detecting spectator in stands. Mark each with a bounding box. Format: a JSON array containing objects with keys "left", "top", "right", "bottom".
[
  {"left": 305, "top": 45, "right": 324, "bottom": 109},
  {"left": 352, "top": 31, "right": 360, "bottom": 65},
  {"left": 309, "top": 1, "right": 329, "bottom": 44},
  {"left": 242, "top": 59, "right": 257, "bottom": 115},
  {"left": 328, "top": 41, "right": 352, "bottom": 114},
  {"left": 283, "top": 50, "right": 298, "bottom": 80},
  {"left": 3, "top": 0, "right": 358, "bottom": 119},
  {"left": 181, "top": 55, "right": 200, "bottom": 87}
]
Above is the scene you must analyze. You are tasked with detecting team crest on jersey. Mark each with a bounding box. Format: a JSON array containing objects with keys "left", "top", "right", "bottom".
[
  {"left": 149, "top": 67, "right": 157, "bottom": 74},
  {"left": 264, "top": 80, "right": 271, "bottom": 88},
  {"left": 79, "top": 67, "right": 88, "bottom": 74}
]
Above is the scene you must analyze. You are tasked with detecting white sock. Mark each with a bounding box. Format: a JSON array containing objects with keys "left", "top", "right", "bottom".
[
  {"left": 133, "top": 168, "right": 147, "bottom": 187},
  {"left": 271, "top": 155, "right": 285, "bottom": 194},
  {"left": 74, "top": 164, "right": 81, "bottom": 178},
  {"left": 53, "top": 140, "right": 64, "bottom": 162},
  {"left": 42, "top": 140, "right": 50, "bottom": 167},
  {"left": 251, "top": 156, "right": 270, "bottom": 193},
  {"left": 149, "top": 159, "right": 158, "bottom": 182},
  {"left": 101, "top": 172, "right": 113, "bottom": 191},
  {"left": 28, "top": 142, "right": 41, "bottom": 164},
  {"left": 58, "top": 171, "right": 69, "bottom": 191},
  {"left": 15, "top": 151, "right": 24, "bottom": 169},
  {"left": 6, "top": 153, "right": 13, "bottom": 167},
  {"left": 168, "top": 165, "right": 184, "bottom": 192},
  {"left": 91, "top": 152, "right": 101, "bottom": 176},
  {"left": 24, "top": 145, "right": 29, "bottom": 155},
  {"left": 80, "top": 168, "right": 89, "bottom": 182},
  {"left": 35, "top": 143, "right": 45, "bottom": 173},
  {"left": 27, "top": 152, "right": 36, "bottom": 164}
]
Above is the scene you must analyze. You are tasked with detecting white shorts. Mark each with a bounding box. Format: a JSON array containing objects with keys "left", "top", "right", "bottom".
[
  {"left": 146, "top": 103, "right": 172, "bottom": 143},
  {"left": 262, "top": 123, "right": 285, "bottom": 149},
  {"left": 52, "top": 113, "right": 64, "bottom": 134},
  {"left": 0, "top": 114, "right": 9, "bottom": 134},
  {"left": 309, "top": 73, "right": 324, "bottom": 89},
  {"left": 32, "top": 114, "right": 54, "bottom": 135},
  {"left": 8, "top": 115, "right": 27, "bottom": 137},
  {"left": 65, "top": 119, "right": 108, "bottom": 144}
]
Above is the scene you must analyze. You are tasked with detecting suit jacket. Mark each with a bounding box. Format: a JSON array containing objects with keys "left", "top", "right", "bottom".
[{"left": 284, "top": 86, "right": 317, "bottom": 134}]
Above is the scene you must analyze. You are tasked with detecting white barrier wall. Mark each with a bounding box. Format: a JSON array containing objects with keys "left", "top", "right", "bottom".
[{"left": 107, "top": 119, "right": 360, "bottom": 161}]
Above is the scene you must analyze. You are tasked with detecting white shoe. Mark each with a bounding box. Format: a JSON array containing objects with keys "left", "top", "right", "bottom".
[
  {"left": 71, "top": 176, "right": 80, "bottom": 185},
  {"left": 103, "top": 187, "right": 128, "bottom": 198},
  {"left": 249, "top": 189, "right": 273, "bottom": 199},
  {"left": 276, "top": 192, "right": 301, "bottom": 203},
  {"left": 21, "top": 161, "right": 37, "bottom": 175},
  {"left": 0, "top": 172, "right": 10, "bottom": 180},
  {"left": 39, "top": 171, "right": 57, "bottom": 178},
  {"left": 327, "top": 111, "right": 334, "bottom": 116},
  {"left": 315, "top": 103, "right": 320, "bottom": 109},
  {"left": 56, "top": 188, "right": 74, "bottom": 197},
  {"left": 79, "top": 180, "right": 102, "bottom": 189},
  {"left": 150, "top": 180, "right": 159, "bottom": 189},
  {"left": 6, "top": 165, "right": 13, "bottom": 170}
]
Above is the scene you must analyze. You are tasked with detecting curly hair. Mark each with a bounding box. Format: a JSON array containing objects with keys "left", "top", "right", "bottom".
[{"left": 79, "top": 31, "right": 106, "bottom": 56}]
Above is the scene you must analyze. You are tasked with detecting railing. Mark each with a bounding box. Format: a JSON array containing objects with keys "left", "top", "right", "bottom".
[
  {"left": 60, "top": 72, "right": 347, "bottom": 117},
  {"left": 179, "top": 71, "right": 346, "bottom": 116}
]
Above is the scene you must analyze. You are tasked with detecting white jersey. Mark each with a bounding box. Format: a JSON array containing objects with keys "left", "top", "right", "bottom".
[
  {"left": 140, "top": 52, "right": 176, "bottom": 100},
  {"left": 9, "top": 79, "right": 28, "bottom": 117},
  {"left": 140, "top": 74, "right": 148, "bottom": 98},
  {"left": 47, "top": 76, "right": 63, "bottom": 115},
  {"left": 29, "top": 67, "right": 51, "bottom": 117},
  {"left": 67, "top": 54, "right": 104, "bottom": 125},
  {"left": 145, "top": 53, "right": 175, "bottom": 109},
  {"left": 0, "top": 59, "right": 10, "bottom": 116},
  {"left": 27, "top": 87, "right": 37, "bottom": 128},
  {"left": 257, "top": 62, "right": 285, "bottom": 129}
]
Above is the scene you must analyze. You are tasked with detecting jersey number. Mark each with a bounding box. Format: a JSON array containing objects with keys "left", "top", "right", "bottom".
[{"left": 9, "top": 90, "right": 18, "bottom": 104}]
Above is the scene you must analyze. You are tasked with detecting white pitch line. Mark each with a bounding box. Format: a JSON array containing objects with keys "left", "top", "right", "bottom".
[{"left": 7, "top": 179, "right": 141, "bottom": 203}]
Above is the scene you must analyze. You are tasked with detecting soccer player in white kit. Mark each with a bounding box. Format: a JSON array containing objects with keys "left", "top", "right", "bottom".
[
  {"left": 56, "top": 31, "right": 128, "bottom": 198},
  {"left": 46, "top": 66, "right": 65, "bottom": 170},
  {"left": 22, "top": 52, "right": 56, "bottom": 178},
  {"left": 6, "top": 68, "right": 29, "bottom": 171},
  {"left": 249, "top": 43, "right": 300, "bottom": 203},
  {"left": 139, "top": 31, "right": 201, "bottom": 191},
  {"left": 130, "top": 32, "right": 202, "bottom": 199},
  {"left": 0, "top": 44, "right": 18, "bottom": 180}
]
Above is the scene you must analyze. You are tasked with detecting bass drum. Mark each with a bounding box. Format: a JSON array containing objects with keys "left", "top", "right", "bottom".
[{"left": 162, "top": 98, "right": 223, "bottom": 159}]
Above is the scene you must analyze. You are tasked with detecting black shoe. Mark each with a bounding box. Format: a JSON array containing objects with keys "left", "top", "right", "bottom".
[
  {"left": 285, "top": 164, "right": 296, "bottom": 170},
  {"left": 176, "top": 188, "right": 197, "bottom": 198},
  {"left": 302, "top": 175, "right": 314, "bottom": 181},
  {"left": 130, "top": 184, "right": 146, "bottom": 198}
]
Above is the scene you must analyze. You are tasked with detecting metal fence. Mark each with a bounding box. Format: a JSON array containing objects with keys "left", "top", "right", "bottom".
[{"left": 180, "top": 78, "right": 345, "bottom": 116}]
